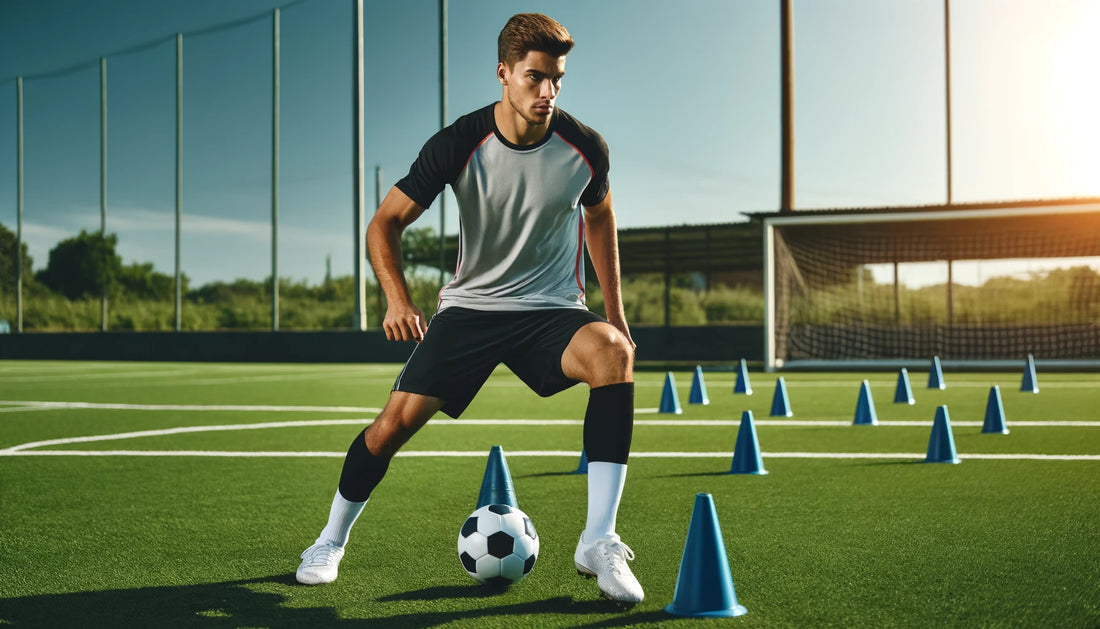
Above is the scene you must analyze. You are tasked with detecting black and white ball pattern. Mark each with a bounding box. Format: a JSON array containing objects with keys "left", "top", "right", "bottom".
[{"left": 457, "top": 504, "right": 539, "bottom": 585}]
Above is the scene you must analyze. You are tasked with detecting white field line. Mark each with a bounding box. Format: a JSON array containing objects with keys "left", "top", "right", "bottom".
[
  {"left": 3, "top": 449, "right": 1098, "bottom": 461},
  {"left": 2, "top": 369, "right": 201, "bottom": 383},
  {"left": 2, "top": 401, "right": 1099, "bottom": 428},
  {"left": 0, "top": 401, "right": 383, "bottom": 413},
  {"left": 0, "top": 405, "right": 57, "bottom": 414},
  {"left": 4, "top": 401, "right": 1100, "bottom": 427},
  {"left": 2, "top": 418, "right": 1098, "bottom": 461},
  {"left": 745, "top": 380, "right": 1100, "bottom": 389},
  {"left": 2, "top": 368, "right": 386, "bottom": 386}
]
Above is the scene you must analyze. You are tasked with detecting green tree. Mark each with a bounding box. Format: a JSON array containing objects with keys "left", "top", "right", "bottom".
[
  {"left": 117, "top": 261, "right": 184, "bottom": 301},
  {"left": 0, "top": 221, "right": 34, "bottom": 296},
  {"left": 36, "top": 230, "right": 122, "bottom": 300}
]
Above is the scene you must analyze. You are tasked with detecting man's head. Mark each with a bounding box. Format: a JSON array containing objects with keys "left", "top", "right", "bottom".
[
  {"left": 497, "top": 13, "right": 574, "bottom": 69},
  {"left": 497, "top": 14, "right": 573, "bottom": 130}
]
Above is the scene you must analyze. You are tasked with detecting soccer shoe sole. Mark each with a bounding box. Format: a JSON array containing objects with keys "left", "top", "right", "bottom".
[{"left": 575, "top": 561, "right": 643, "bottom": 606}]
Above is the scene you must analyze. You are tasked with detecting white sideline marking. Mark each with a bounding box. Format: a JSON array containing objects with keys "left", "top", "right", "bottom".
[
  {"left": 3, "top": 401, "right": 1098, "bottom": 427},
  {"left": 2, "top": 369, "right": 200, "bottom": 383},
  {"left": 3, "top": 449, "right": 1098, "bottom": 461},
  {"left": 0, "top": 401, "right": 383, "bottom": 413}
]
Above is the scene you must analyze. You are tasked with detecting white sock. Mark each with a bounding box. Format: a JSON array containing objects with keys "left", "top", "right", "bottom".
[
  {"left": 316, "top": 490, "right": 366, "bottom": 548},
  {"left": 582, "top": 461, "right": 627, "bottom": 543}
]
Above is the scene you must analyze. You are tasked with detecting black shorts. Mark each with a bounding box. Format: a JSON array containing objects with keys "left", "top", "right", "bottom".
[{"left": 393, "top": 307, "right": 605, "bottom": 418}]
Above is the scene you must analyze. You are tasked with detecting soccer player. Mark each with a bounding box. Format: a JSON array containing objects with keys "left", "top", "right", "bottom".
[{"left": 296, "top": 13, "right": 643, "bottom": 604}]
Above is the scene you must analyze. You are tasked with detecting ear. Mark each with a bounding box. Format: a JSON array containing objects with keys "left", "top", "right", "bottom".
[{"left": 497, "top": 62, "right": 508, "bottom": 86}]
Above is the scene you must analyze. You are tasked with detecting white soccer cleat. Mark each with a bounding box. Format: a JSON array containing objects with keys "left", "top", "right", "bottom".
[
  {"left": 574, "top": 534, "right": 645, "bottom": 604},
  {"left": 296, "top": 541, "right": 345, "bottom": 585}
]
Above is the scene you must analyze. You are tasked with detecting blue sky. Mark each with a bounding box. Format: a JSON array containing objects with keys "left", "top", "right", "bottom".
[{"left": 1, "top": 0, "right": 1098, "bottom": 287}]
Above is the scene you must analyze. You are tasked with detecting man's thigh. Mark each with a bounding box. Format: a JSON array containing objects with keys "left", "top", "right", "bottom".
[
  {"left": 393, "top": 308, "right": 510, "bottom": 418},
  {"left": 503, "top": 309, "right": 605, "bottom": 397}
]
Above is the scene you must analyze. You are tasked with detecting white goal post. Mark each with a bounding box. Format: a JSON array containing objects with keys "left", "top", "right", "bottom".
[{"left": 761, "top": 200, "right": 1100, "bottom": 371}]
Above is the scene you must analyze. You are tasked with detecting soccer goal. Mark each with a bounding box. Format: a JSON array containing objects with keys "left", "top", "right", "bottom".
[{"left": 761, "top": 200, "right": 1100, "bottom": 371}]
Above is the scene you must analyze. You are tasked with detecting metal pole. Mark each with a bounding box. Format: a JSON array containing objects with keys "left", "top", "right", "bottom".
[
  {"left": 352, "top": 0, "right": 367, "bottom": 330},
  {"left": 439, "top": 0, "right": 448, "bottom": 285},
  {"left": 271, "top": 8, "right": 280, "bottom": 331},
  {"left": 174, "top": 34, "right": 183, "bottom": 332},
  {"left": 16, "top": 77, "right": 24, "bottom": 333},
  {"left": 944, "top": 0, "right": 953, "bottom": 205},
  {"left": 374, "top": 165, "right": 384, "bottom": 321},
  {"left": 780, "top": 0, "right": 795, "bottom": 212},
  {"left": 100, "top": 57, "right": 108, "bottom": 332},
  {"left": 762, "top": 221, "right": 776, "bottom": 371}
]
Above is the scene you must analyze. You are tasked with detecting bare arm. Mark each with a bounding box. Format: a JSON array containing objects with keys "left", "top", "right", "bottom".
[
  {"left": 367, "top": 186, "right": 429, "bottom": 342},
  {"left": 584, "top": 192, "right": 635, "bottom": 350}
]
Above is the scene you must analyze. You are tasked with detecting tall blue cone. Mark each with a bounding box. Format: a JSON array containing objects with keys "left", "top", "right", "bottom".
[
  {"left": 572, "top": 448, "right": 589, "bottom": 474},
  {"left": 770, "top": 377, "right": 792, "bottom": 417},
  {"left": 894, "top": 368, "right": 915, "bottom": 405},
  {"left": 689, "top": 365, "right": 710, "bottom": 405},
  {"left": 982, "top": 385, "right": 1009, "bottom": 434},
  {"left": 925, "top": 405, "right": 960, "bottom": 464},
  {"left": 665, "top": 493, "right": 748, "bottom": 618},
  {"left": 729, "top": 411, "right": 768, "bottom": 475},
  {"left": 853, "top": 380, "right": 878, "bottom": 426},
  {"left": 476, "top": 445, "right": 519, "bottom": 508},
  {"left": 733, "top": 359, "right": 752, "bottom": 395},
  {"left": 660, "top": 372, "right": 683, "bottom": 414},
  {"left": 1021, "top": 354, "right": 1039, "bottom": 393},
  {"left": 928, "top": 355, "right": 946, "bottom": 390}
]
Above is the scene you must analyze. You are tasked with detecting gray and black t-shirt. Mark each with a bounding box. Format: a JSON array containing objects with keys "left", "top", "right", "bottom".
[{"left": 396, "top": 103, "right": 610, "bottom": 312}]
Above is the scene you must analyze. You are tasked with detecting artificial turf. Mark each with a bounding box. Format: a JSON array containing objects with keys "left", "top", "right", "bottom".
[{"left": 1, "top": 360, "right": 1097, "bottom": 627}]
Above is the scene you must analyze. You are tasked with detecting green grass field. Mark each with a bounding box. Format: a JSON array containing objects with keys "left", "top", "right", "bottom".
[{"left": 1, "top": 360, "right": 1098, "bottom": 628}]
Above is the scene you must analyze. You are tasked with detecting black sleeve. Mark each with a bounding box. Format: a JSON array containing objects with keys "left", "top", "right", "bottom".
[
  {"left": 395, "top": 104, "right": 495, "bottom": 209},
  {"left": 579, "top": 133, "right": 610, "bottom": 208},
  {"left": 395, "top": 128, "right": 456, "bottom": 210},
  {"left": 554, "top": 110, "right": 611, "bottom": 207}
]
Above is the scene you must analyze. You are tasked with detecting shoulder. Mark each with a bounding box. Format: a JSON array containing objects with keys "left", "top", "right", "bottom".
[
  {"left": 552, "top": 108, "right": 609, "bottom": 164},
  {"left": 425, "top": 103, "right": 496, "bottom": 152}
]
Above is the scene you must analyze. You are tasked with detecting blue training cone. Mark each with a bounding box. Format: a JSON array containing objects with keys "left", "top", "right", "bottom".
[
  {"left": 689, "top": 365, "right": 710, "bottom": 405},
  {"left": 1021, "top": 354, "right": 1039, "bottom": 394},
  {"left": 928, "top": 355, "right": 946, "bottom": 390},
  {"left": 733, "top": 359, "right": 752, "bottom": 395},
  {"left": 894, "top": 368, "right": 915, "bottom": 405},
  {"left": 572, "top": 448, "right": 589, "bottom": 474},
  {"left": 729, "top": 411, "right": 768, "bottom": 475},
  {"left": 926, "top": 405, "right": 960, "bottom": 464},
  {"left": 853, "top": 380, "right": 878, "bottom": 426},
  {"left": 982, "top": 385, "right": 1009, "bottom": 434},
  {"left": 476, "top": 445, "right": 519, "bottom": 508},
  {"left": 770, "top": 377, "right": 792, "bottom": 417},
  {"left": 660, "top": 372, "right": 683, "bottom": 415},
  {"left": 665, "top": 493, "right": 748, "bottom": 618}
]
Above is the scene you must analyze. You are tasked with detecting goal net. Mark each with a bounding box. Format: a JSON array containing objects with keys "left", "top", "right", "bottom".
[{"left": 762, "top": 201, "right": 1100, "bottom": 369}]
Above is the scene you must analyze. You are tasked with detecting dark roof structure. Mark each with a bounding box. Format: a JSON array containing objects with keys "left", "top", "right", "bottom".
[{"left": 409, "top": 197, "right": 1100, "bottom": 274}]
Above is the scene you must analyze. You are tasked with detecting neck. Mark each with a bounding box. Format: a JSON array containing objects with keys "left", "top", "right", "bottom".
[{"left": 494, "top": 100, "right": 550, "bottom": 146}]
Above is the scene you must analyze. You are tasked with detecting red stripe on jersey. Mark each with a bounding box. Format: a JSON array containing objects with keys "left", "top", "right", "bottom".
[
  {"left": 575, "top": 212, "right": 585, "bottom": 298},
  {"left": 554, "top": 132, "right": 595, "bottom": 179},
  {"left": 461, "top": 132, "right": 496, "bottom": 175}
]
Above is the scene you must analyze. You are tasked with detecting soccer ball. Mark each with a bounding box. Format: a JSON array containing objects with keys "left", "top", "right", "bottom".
[{"left": 457, "top": 503, "right": 539, "bottom": 585}]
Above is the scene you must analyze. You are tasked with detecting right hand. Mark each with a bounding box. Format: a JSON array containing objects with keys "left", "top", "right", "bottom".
[{"left": 382, "top": 302, "right": 428, "bottom": 342}]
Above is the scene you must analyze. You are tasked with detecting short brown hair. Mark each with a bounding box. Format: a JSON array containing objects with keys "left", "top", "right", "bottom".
[{"left": 497, "top": 13, "right": 574, "bottom": 67}]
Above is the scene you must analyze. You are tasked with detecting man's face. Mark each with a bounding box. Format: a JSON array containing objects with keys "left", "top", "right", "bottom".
[{"left": 499, "top": 50, "right": 566, "bottom": 127}]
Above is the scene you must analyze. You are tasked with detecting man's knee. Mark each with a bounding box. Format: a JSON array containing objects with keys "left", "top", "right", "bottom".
[{"left": 565, "top": 322, "right": 634, "bottom": 386}]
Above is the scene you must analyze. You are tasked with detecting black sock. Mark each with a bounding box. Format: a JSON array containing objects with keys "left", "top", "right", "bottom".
[
  {"left": 583, "top": 382, "right": 634, "bottom": 464},
  {"left": 337, "top": 428, "right": 391, "bottom": 502}
]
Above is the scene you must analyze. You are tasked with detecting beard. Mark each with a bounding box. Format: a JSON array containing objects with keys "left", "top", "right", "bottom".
[{"left": 507, "top": 92, "right": 551, "bottom": 127}]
